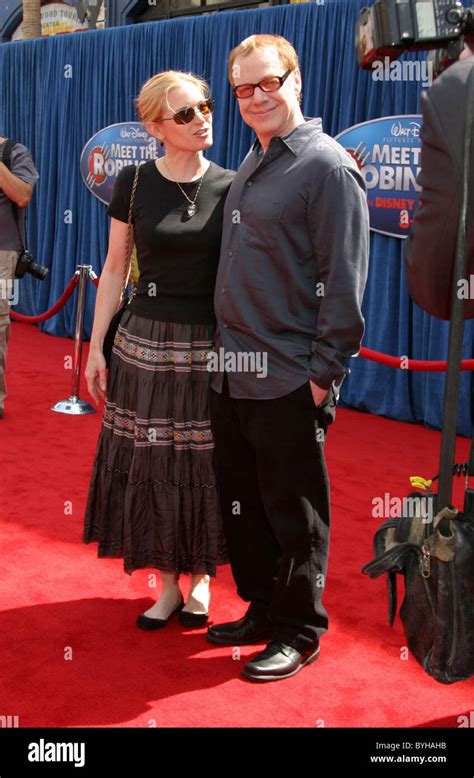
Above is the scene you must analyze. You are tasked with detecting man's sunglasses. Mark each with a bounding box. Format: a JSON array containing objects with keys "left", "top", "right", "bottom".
[
  {"left": 159, "top": 98, "right": 215, "bottom": 125},
  {"left": 232, "top": 70, "right": 292, "bottom": 99}
]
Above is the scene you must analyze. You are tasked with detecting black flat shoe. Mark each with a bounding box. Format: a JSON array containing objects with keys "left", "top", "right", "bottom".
[
  {"left": 136, "top": 596, "right": 184, "bottom": 630},
  {"left": 242, "top": 641, "right": 320, "bottom": 682},
  {"left": 206, "top": 615, "right": 272, "bottom": 646},
  {"left": 179, "top": 610, "right": 209, "bottom": 628}
]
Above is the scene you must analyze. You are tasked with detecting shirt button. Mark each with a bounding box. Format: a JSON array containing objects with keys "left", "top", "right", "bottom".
[
  {"left": 222, "top": 288, "right": 226, "bottom": 294},
  {"left": 223, "top": 323, "right": 228, "bottom": 328},
  {"left": 246, "top": 181, "right": 252, "bottom": 187},
  {"left": 228, "top": 250, "right": 233, "bottom": 257}
]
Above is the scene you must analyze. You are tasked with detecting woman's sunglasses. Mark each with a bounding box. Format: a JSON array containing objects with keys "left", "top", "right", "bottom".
[{"left": 159, "top": 99, "right": 215, "bottom": 126}]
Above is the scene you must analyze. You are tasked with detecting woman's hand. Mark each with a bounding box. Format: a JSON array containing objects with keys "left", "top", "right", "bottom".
[{"left": 85, "top": 348, "right": 108, "bottom": 405}]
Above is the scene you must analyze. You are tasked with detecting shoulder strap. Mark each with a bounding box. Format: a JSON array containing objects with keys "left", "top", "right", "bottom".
[
  {"left": 469, "top": 423, "right": 474, "bottom": 477},
  {"left": 362, "top": 542, "right": 419, "bottom": 626},
  {"left": 0, "top": 139, "right": 17, "bottom": 170},
  {"left": 120, "top": 164, "right": 140, "bottom": 302}
]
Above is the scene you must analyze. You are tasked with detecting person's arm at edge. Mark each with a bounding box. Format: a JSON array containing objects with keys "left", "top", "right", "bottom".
[
  {"left": 403, "top": 77, "right": 462, "bottom": 319},
  {"left": 0, "top": 161, "right": 33, "bottom": 207}
]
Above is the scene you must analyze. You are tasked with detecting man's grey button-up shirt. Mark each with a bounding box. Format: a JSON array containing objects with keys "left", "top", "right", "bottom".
[{"left": 211, "top": 118, "right": 370, "bottom": 399}]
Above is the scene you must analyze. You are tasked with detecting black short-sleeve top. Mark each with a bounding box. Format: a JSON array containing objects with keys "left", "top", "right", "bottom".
[{"left": 107, "top": 159, "right": 235, "bottom": 325}]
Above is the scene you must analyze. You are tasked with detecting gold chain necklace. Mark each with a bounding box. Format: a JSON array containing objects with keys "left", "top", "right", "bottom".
[{"left": 162, "top": 157, "right": 205, "bottom": 218}]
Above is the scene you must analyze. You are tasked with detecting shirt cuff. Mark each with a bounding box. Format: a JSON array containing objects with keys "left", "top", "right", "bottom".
[{"left": 307, "top": 343, "right": 349, "bottom": 390}]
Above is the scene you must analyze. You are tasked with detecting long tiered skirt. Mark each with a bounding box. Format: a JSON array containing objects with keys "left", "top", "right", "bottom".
[{"left": 83, "top": 309, "right": 229, "bottom": 576}]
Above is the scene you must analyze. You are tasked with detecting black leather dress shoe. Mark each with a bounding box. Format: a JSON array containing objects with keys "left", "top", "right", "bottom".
[
  {"left": 136, "top": 596, "right": 184, "bottom": 630},
  {"left": 206, "top": 615, "right": 272, "bottom": 646},
  {"left": 242, "top": 641, "right": 320, "bottom": 681}
]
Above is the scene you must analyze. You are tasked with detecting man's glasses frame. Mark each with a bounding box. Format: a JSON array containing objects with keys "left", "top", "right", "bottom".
[
  {"left": 158, "top": 98, "right": 215, "bottom": 125},
  {"left": 232, "top": 70, "right": 292, "bottom": 100}
]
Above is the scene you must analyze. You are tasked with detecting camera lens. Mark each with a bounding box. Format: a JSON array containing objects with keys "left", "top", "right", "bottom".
[{"left": 30, "top": 262, "right": 49, "bottom": 281}]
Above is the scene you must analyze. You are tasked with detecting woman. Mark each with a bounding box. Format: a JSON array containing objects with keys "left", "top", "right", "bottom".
[{"left": 83, "top": 71, "right": 234, "bottom": 630}]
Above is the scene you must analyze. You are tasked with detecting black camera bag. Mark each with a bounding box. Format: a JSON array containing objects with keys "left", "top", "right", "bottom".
[{"left": 362, "top": 493, "right": 474, "bottom": 684}]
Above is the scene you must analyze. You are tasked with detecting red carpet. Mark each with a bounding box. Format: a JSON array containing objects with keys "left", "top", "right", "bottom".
[{"left": 0, "top": 320, "right": 472, "bottom": 728}]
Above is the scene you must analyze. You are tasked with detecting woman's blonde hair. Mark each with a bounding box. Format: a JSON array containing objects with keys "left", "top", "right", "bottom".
[
  {"left": 135, "top": 70, "right": 210, "bottom": 123},
  {"left": 228, "top": 34, "right": 300, "bottom": 84}
]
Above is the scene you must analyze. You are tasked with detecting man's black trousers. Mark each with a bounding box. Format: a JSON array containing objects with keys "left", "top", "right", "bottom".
[{"left": 210, "top": 375, "right": 336, "bottom": 652}]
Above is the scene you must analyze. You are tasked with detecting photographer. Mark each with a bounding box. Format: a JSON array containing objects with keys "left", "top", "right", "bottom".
[
  {"left": 0, "top": 137, "right": 39, "bottom": 419},
  {"left": 403, "top": 37, "right": 474, "bottom": 319}
]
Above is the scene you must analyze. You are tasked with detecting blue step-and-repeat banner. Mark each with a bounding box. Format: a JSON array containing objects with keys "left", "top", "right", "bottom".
[{"left": 0, "top": 0, "right": 472, "bottom": 433}]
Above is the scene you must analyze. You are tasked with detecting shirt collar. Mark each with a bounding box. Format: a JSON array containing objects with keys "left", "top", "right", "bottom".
[{"left": 251, "top": 117, "right": 323, "bottom": 156}]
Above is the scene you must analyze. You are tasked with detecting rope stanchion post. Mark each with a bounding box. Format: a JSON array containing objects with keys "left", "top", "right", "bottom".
[{"left": 51, "top": 265, "right": 96, "bottom": 416}]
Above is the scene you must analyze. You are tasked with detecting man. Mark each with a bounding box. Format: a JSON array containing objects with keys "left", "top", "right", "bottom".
[
  {"left": 404, "top": 38, "right": 474, "bottom": 319},
  {"left": 0, "top": 137, "right": 39, "bottom": 419},
  {"left": 207, "top": 34, "right": 370, "bottom": 681}
]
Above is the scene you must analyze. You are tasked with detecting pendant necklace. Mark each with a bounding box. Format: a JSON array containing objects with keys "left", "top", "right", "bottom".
[{"left": 162, "top": 157, "right": 205, "bottom": 218}]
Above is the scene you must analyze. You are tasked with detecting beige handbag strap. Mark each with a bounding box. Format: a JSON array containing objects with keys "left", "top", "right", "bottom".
[{"left": 120, "top": 164, "right": 141, "bottom": 301}]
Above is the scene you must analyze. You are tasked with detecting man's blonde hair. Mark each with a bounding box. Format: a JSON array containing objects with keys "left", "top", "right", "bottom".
[
  {"left": 136, "top": 70, "right": 209, "bottom": 123},
  {"left": 228, "top": 34, "right": 300, "bottom": 84}
]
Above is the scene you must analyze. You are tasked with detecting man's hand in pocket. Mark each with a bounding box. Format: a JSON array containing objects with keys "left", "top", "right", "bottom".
[{"left": 309, "top": 380, "right": 330, "bottom": 407}]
